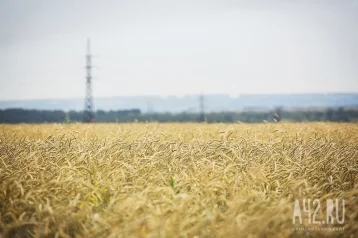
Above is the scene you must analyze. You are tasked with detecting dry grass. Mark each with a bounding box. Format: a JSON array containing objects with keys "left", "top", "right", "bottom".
[{"left": 0, "top": 123, "right": 357, "bottom": 237}]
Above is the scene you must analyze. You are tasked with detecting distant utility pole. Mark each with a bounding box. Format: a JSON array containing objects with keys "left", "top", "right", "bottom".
[
  {"left": 199, "top": 93, "right": 205, "bottom": 122},
  {"left": 147, "top": 101, "right": 154, "bottom": 114},
  {"left": 83, "top": 38, "right": 94, "bottom": 123}
]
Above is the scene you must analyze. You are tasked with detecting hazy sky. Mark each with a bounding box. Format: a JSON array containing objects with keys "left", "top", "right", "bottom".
[{"left": 1, "top": 0, "right": 358, "bottom": 100}]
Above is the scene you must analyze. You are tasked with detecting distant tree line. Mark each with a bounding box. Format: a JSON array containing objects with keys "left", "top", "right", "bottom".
[
  {"left": 0, "top": 107, "right": 358, "bottom": 124},
  {"left": 0, "top": 109, "right": 66, "bottom": 123},
  {"left": 141, "top": 108, "right": 358, "bottom": 123}
]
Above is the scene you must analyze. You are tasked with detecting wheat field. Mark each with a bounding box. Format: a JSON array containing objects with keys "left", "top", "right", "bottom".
[{"left": 0, "top": 123, "right": 357, "bottom": 237}]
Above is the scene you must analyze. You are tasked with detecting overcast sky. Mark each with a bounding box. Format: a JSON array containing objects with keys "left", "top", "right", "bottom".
[{"left": 1, "top": 0, "right": 358, "bottom": 100}]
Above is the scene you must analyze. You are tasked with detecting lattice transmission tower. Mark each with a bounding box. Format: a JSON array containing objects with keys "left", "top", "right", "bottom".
[{"left": 83, "top": 38, "right": 94, "bottom": 123}]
